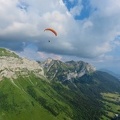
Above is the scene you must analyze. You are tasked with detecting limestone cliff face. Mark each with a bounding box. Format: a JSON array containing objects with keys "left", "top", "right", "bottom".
[{"left": 0, "top": 48, "right": 44, "bottom": 80}]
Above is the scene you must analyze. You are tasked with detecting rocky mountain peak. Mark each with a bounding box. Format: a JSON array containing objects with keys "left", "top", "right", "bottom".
[
  {"left": 42, "top": 59, "right": 96, "bottom": 81},
  {"left": 65, "top": 60, "right": 96, "bottom": 73},
  {"left": 45, "top": 58, "right": 53, "bottom": 64}
]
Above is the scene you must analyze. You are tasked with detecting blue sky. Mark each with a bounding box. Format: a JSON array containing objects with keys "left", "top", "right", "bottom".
[
  {"left": 0, "top": 0, "right": 120, "bottom": 74},
  {"left": 63, "top": 0, "right": 93, "bottom": 20}
]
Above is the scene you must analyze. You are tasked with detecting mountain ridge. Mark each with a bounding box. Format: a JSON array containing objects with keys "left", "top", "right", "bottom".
[
  {"left": 41, "top": 58, "right": 96, "bottom": 82},
  {"left": 0, "top": 48, "right": 96, "bottom": 82},
  {"left": 0, "top": 48, "right": 120, "bottom": 120}
]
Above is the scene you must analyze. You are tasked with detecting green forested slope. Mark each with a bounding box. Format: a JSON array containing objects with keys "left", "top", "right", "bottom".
[
  {"left": 0, "top": 71, "right": 120, "bottom": 120},
  {"left": 0, "top": 76, "right": 72, "bottom": 120}
]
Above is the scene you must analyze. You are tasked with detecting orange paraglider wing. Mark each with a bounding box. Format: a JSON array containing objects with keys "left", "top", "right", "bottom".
[{"left": 44, "top": 28, "right": 57, "bottom": 36}]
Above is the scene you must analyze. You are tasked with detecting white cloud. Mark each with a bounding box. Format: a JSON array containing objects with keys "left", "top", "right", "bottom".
[
  {"left": 0, "top": 0, "right": 120, "bottom": 61},
  {"left": 69, "top": 0, "right": 83, "bottom": 17},
  {"left": 70, "top": 4, "right": 83, "bottom": 17},
  {"left": 38, "top": 51, "right": 62, "bottom": 61}
]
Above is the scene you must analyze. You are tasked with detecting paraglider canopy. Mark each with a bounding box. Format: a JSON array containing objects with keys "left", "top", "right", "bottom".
[{"left": 44, "top": 28, "right": 57, "bottom": 36}]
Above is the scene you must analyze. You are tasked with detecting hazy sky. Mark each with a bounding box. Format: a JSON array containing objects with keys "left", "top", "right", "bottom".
[{"left": 0, "top": 0, "right": 120, "bottom": 74}]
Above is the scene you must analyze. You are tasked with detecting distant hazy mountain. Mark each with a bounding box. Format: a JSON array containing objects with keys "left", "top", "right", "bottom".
[
  {"left": 99, "top": 68, "right": 120, "bottom": 80},
  {"left": 0, "top": 48, "right": 120, "bottom": 120}
]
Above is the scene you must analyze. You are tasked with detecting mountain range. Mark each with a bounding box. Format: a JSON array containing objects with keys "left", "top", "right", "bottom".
[{"left": 0, "top": 48, "right": 120, "bottom": 120}]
